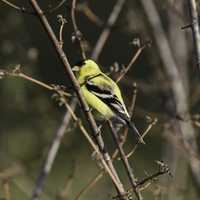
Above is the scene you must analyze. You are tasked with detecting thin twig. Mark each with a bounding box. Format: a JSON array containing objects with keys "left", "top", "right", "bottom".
[
  {"left": 26, "top": 0, "right": 126, "bottom": 198},
  {"left": 108, "top": 121, "right": 143, "bottom": 200},
  {"left": 0, "top": 164, "right": 24, "bottom": 180},
  {"left": 31, "top": 99, "right": 77, "bottom": 200},
  {"left": 193, "top": 120, "right": 200, "bottom": 128},
  {"left": 73, "top": 84, "right": 138, "bottom": 200},
  {"left": 60, "top": 98, "right": 128, "bottom": 199},
  {"left": 0, "top": 0, "right": 67, "bottom": 15},
  {"left": 74, "top": 172, "right": 103, "bottom": 200},
  {"left": 186, "top": 0, "right": 200, "bottom": 72},
  {"left": 29, "top": 0, "right": 126, "bottom": 197},
  {"left": 0, "top": 0, "right": 34, "bottom": 14},
  {"left": 141, "top": 0, "right": 200, "bottom": 191},
  {"left": 91, "top": 0, "right": 126, "bottom": 60},
  {"left": 57, "top": 161, "right": 77, "bottom": 199},
  {"left": 47, "top": 0, "right": 67, "bottom": 14},
  {"left": 77, "top": 3, "right": 103, "bottom": 27},
  {"left": 135, "top": 161, "right": 171, "bottom": 191},
  {"left": 112, "top": 83, "right": 138, "bottom": 159},
  {"left": 126, "top": 117, "right": 157, "bottom": 159},
  {"left": 116, "top": 45, "right": 146, "bottom": 83},
  {"left": 0, "top": 67, "right": 71, "bottom": 97},
  {"left": 2, "top": 180, "right": 11, "bottom": 200},
  {"left": 57, "top": 15, "right": 67, "bottom": 49},
  {"left": 71, "top": 0, "right": 86, "bottom": 59}
]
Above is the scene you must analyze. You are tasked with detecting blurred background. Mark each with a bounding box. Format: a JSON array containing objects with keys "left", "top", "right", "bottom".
[{"left": 0, "top": 0, "right": 200, "bottom": 199}]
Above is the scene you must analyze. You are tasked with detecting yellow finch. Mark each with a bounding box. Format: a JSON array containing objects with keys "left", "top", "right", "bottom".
[{"left": 73, "top": 59, "right": 144, "bottom": 144}]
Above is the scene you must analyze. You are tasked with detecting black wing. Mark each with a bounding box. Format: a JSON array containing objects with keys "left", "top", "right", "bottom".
[{"left": 85, "top": 79, "right": 129, "bottom": 121}]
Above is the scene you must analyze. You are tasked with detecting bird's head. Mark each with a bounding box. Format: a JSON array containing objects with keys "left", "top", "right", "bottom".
[{"left": 72, "top": 59, "right": 101, "bottom": 79}]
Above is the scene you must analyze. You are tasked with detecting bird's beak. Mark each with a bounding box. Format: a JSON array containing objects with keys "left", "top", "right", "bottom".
[{"left": 72, "top": 66, "right": 80, "bottom": 72}]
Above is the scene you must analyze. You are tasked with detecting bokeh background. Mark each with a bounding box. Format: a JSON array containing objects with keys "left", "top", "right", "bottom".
[{"left": 0, "top": 0, "right": 200, "bottom": 199}]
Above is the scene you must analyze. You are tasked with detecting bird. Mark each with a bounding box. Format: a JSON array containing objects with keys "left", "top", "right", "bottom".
[{"left": 72, "top": 59, "right": 144, "bottom": 144}]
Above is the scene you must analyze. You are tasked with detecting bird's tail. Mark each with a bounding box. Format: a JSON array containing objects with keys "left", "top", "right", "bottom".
[{"left": 126, "top": 120, "right": 145, "bottom": 144}]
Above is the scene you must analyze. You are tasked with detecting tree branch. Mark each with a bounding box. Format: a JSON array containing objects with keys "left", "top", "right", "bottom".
[
  {"left": 28, "top": 0, "right": 126, "bottom": 198},
  {"left": 141, "top": 0, "right": 200, "bottom": 192},
  {"left": 186, "top": 0, "right": 200, "bottom": 72},
  {"left": 91, "top": 0, "right": 126, "bottom": 60},
  {"left": 0, "top": 0, "right": 67, "bottom": 15},
  {"left": 71, "top": 0, "right": 86, "bottom": 59},
  {"left": 31, "top": 99, "right": 77, "bottom": 200},
  {"left": 108, "top": 121, "right": 143, "bottom": 200}
]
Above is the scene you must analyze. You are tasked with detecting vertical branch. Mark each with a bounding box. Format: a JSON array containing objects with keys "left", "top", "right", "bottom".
[
  {"left": 187, "top": 0, "right": 200, "bottom": 72},
  {"left": 73, "top": 85, "right": 138, "bottom": 200},
  {"left": 126, "top": 117, "right": 157, "bottom": 159},
  {"left": 161, "top": 3, "right": 190, "bottom": 199},
  {"left": 29, "top": 0, "right": 129, "bottom": 198},
  {"left": 61, "top": 100, "right": 127, "bottom": 197},
  {"left": 57, "top": 15, "right": 67, "bottom": 49},
  {"left": 116, "top": 45, "right": 147, "bottom": 83},
  {"left": 91, "top": 0, "right": 126, "bottom": 60},
  {"left": 2, "top": 180, "right": 11, "bottom": 200},
  {"left": 29, "top": 0, "right": 126, "bottom": 197},
  {"left": 108, "top": 121, "right": 143, "bottom": 200},
  {"left": 31, "top": 99, "right": 77, "bottom": 200},
  {"left": 71, "top": 0, "right": 86, "bottom": 59},
  {"left": 140, "top": 0, "right": 200, "bottom": 193}
]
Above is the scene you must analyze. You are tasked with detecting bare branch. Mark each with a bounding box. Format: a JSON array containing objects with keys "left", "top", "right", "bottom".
[
  {"left": 0, "top": 0, "right": 34, "bottom": 14},
  {"left": 28, "top": 0, "right": 126, "bottom": 197},
  {"left": 135, "top": 161, "right": 171, "bottom": 191},
  {"left": 57, "top": 162, "right": 77, "bottom": 199},
  {"left": 116, "top": 42, "right": 150, "bottom": 83},
  {"left": 141, "top": 0, "right": 200, "bottom": 191},
  {"left": 31, "top": 99, "right": 77, "bottom": 200},
  {"left": 0, "top": 66, "right": 71, "bottom": 97},
  {"left": 126, "top": 117, "right": 157, "bottom": 159},
  {"left": 91, "top": 0, "right": 126, "bottom": 61},
  {"left": 73, "top": 85, "right": 138, "bottom": 200},
  {"left": 0, "top": 0, "right": 67, "bottom": 15},
  {"left": 47, "top": 0, "right": 67, "bottom": 14},
  {"left": 186, "top": 0, "right": 200, "bottom": 72},
  {"left": 73, "top": 172, "right": 103, "bottom": 200},
  {"left": 108, "top": 121, "right": 143, "bottom": 200},
  {"left": 2, "top": 180, "right": 11, "bottom": 200},
  {"left": 59, "top": 95, "right": 128, "bottom": 200},
  {"left": 57, "top": 15, "right": 67, "bottom": 49},
  {"left": 77, "top": 2, "right": 103, "bottom": 27},
  {"left": 71, "top": 0, "right": 86, "bottom": 59}
]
